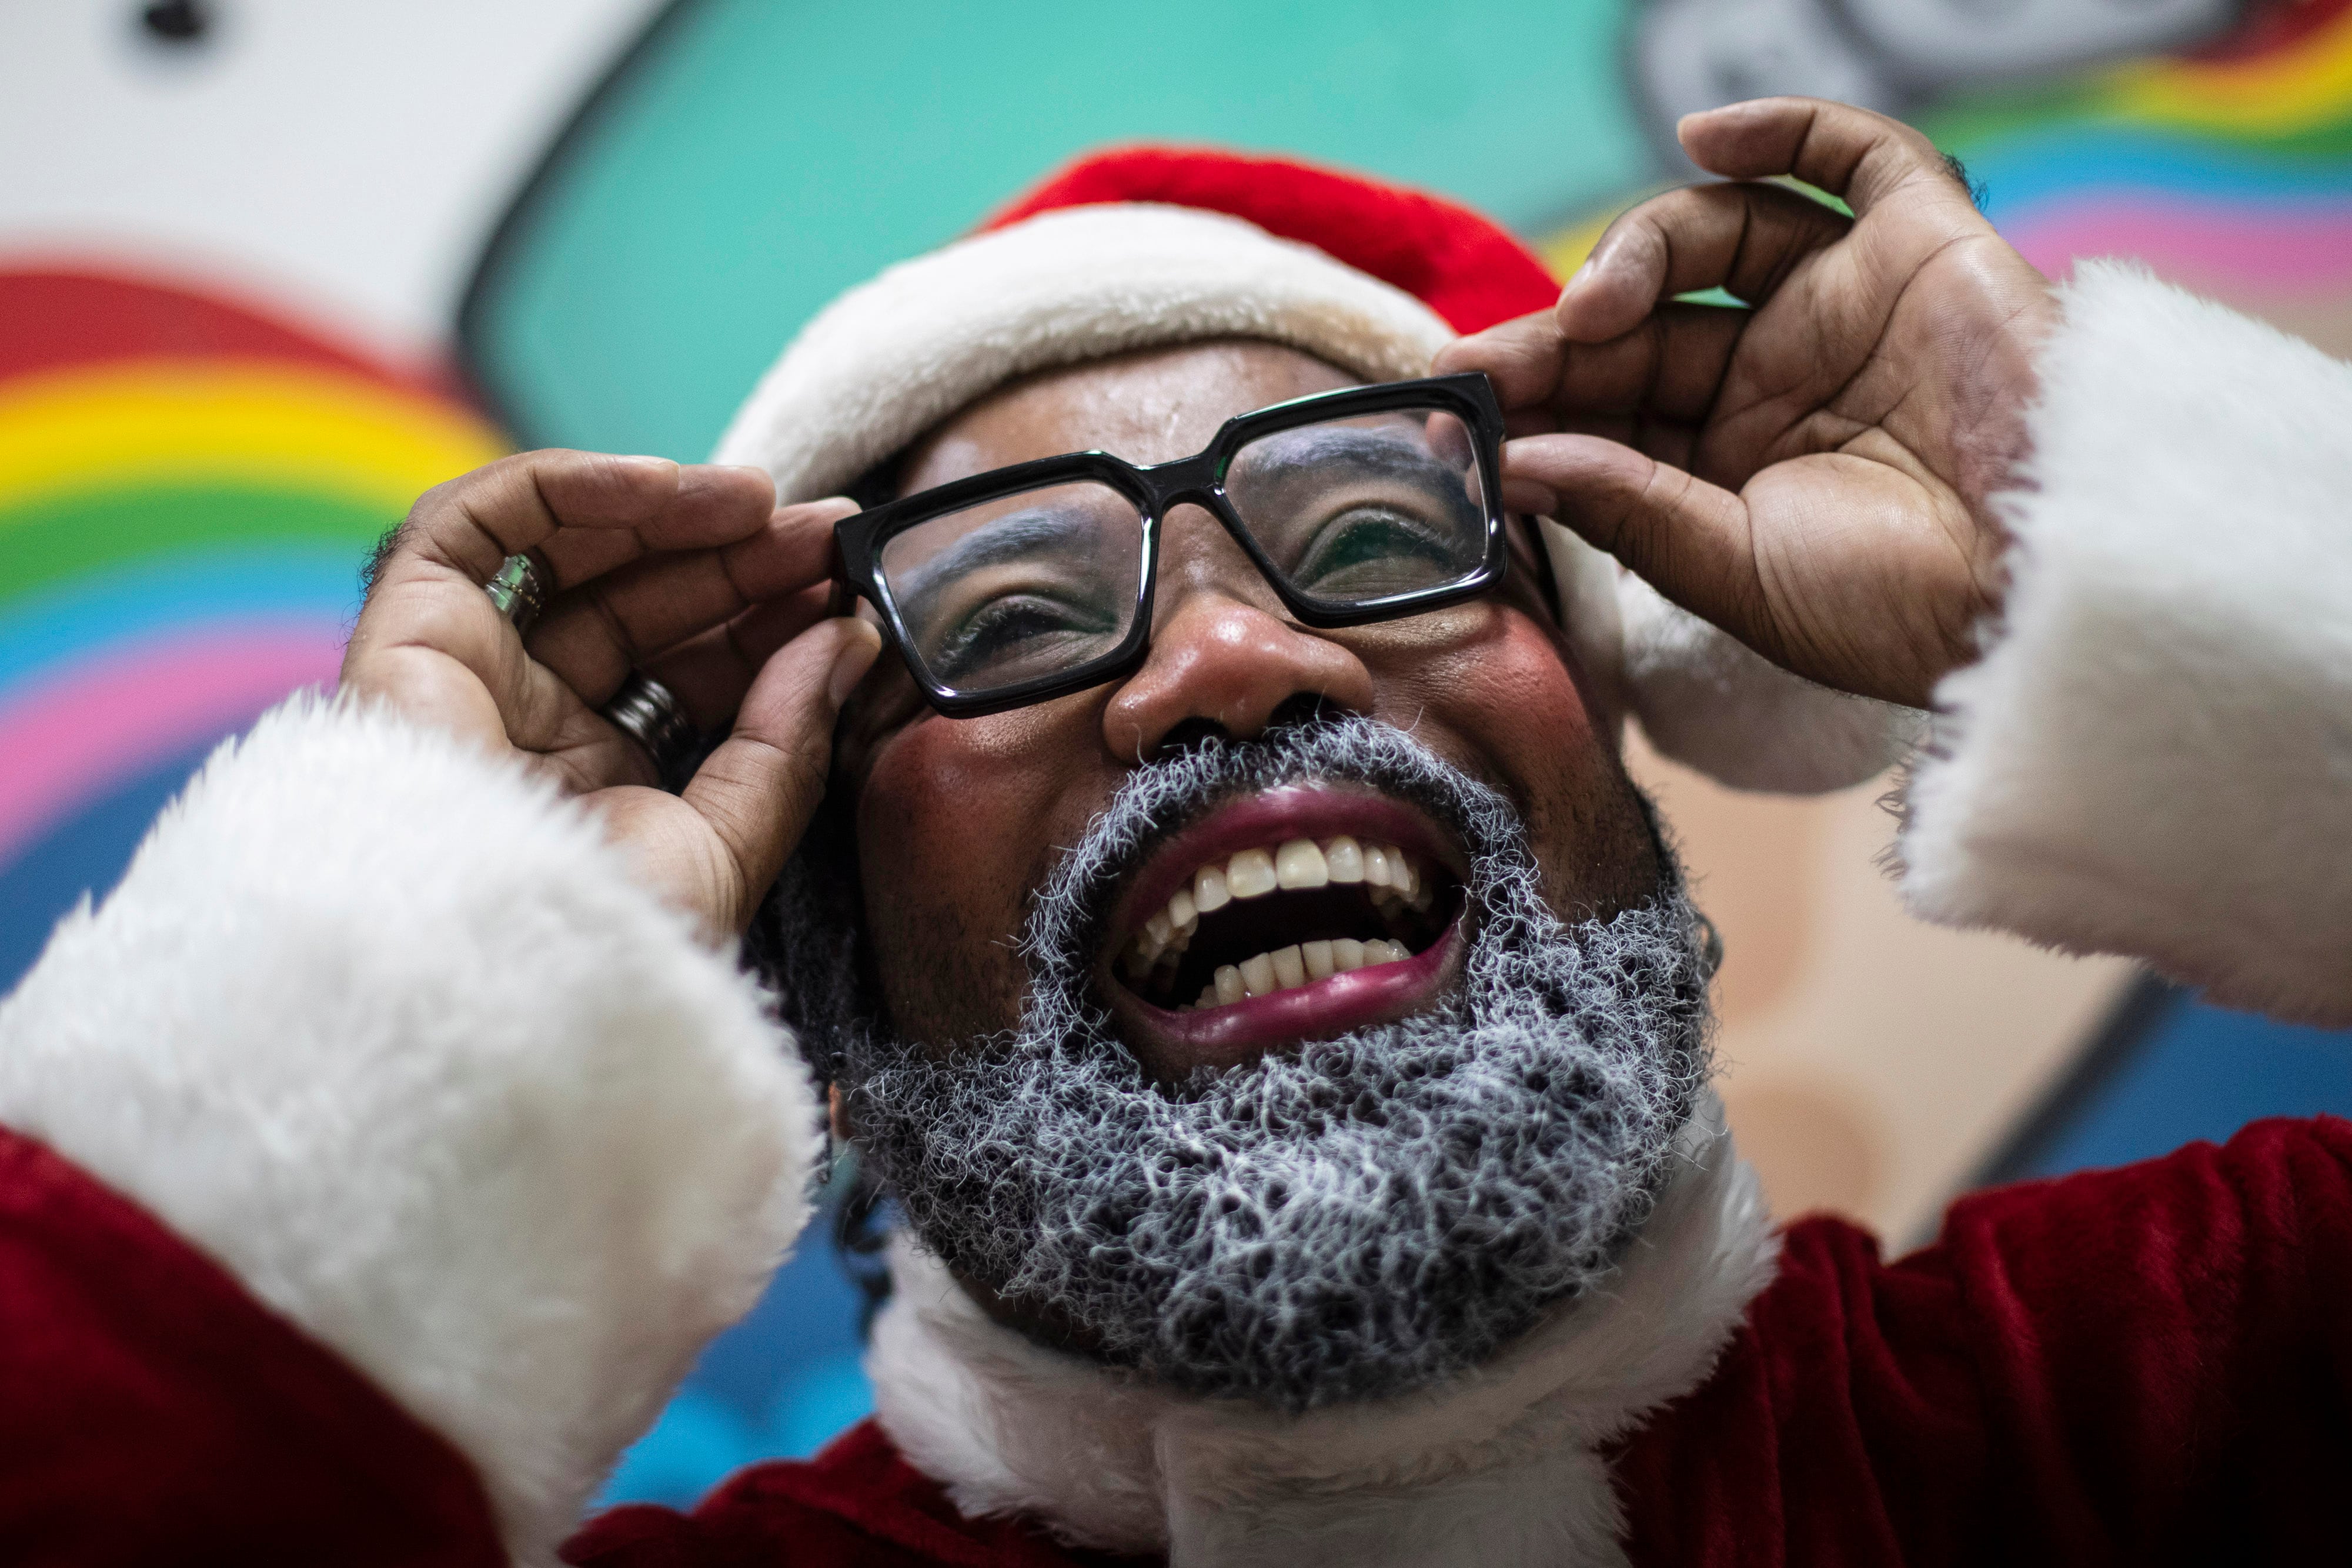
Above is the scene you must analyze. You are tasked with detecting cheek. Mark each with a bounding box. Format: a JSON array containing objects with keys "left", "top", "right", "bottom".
[
  {"left": 1375, "top": 606, "right": 1656, "bottom": 911},
  {"left": 1455, "top": 623, "right": 1595, "bottom": 751},
  {"left": 1378, "top": 604, "right": 1602, "bottom": 765},
  {"left": 855, "top": 704, "right": 1094, "bottom": 1038}
]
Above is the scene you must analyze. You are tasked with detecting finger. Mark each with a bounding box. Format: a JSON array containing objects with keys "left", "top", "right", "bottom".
[
  {"left": 1435, "top": 308, "right": 1571, "bottom": 413},
  {"left": 346, "top": 449, "right": 684, "bottom": 710},
  {"left": 526, "top": 497, "right": 853, "bottom": 704},
  {"left": 1560, "top": 303, "right": 1750, "bottom": 426},
  {"left": 1442, "top": 302, "right": 1750, "bottom": 430},
  {"left": 1552, "top": 180, "right": 1851, "bottom": 345},
  {"left": 643, "top": 583, "right": 834, "bottom": 729},
  {"left": 346, "top": 455, "right": 772, "bottom": 771},
  {"left": 1499, "top": 432, "right": 1769, "bottom": 653},
  {"left": 675, "top": 617, "right": 884, "bottom": 932},
  {"left": 377, "top": 449, "right": 683, "bottom": 589},
  {"left": 342, "top": 565, "right": 577, "bottom": 754},
  {"left": 1677, "top": 96, "right": 1968, "bottom": 223},
  {"left": 533, "top": 463, "right": 783, "bottom": 589}
]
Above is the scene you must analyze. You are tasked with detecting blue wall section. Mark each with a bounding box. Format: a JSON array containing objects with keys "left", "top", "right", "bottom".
[
  {"left": 2000, "top": 988, "right": 2352, "bottom": 1183},
  {"left": 463, "top": 0, "right": 1651, "bottom": 461},
  {"left": 602, "top": 1174, "right": 878, "bottom": 1506},
  {"left": 0, "top": 739, "right": 223, "bottom": 992}
]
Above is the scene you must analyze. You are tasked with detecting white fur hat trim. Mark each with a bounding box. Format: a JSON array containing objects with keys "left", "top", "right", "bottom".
[{"left": 712, "top": 202, "right": 1455, "bottom": 500}]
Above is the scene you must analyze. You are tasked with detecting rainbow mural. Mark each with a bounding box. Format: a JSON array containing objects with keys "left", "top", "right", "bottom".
[
  {"left": 1541, "top": 0, "right": 2352, "bottom": 316},
  {"left": 1934, "top": 0, "right": 2352, "bottom": 301},
  {"left": 0, "top": 269, "right": 505, "bottom": 988}
]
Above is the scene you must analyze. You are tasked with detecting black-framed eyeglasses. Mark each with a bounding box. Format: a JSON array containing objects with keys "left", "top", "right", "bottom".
[{"left": 831, "top": 372, "right": 1510, "bottom": 718}]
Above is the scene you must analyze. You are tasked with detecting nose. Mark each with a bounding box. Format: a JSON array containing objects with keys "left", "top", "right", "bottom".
[{"left": 1100, "top": 570, "right": 1377, "bottom": 763}]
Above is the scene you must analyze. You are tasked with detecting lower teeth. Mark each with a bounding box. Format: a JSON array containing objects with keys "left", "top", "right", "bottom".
[{"left": 1186, "top": 938, "right": 1410, "bottom": 1010}]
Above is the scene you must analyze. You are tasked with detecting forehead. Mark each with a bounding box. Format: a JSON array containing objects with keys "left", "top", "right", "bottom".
[{"left": 896, "top": 339, "right": 1361, "bottom": 497}]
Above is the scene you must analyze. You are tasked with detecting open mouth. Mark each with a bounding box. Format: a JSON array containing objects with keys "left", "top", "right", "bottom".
[
  {"left": 1101, "top": 780, "right": 1468, "bottom": 1020},
  {"left": 1118, "top": 834, "right": 1459, "bottom": 1010}
]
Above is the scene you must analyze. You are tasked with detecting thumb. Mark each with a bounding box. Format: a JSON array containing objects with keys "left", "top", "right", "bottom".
[
  {"left": 1502, "top": 433, "right": 1770, "bottom": 653},
  {"left": 679, "top": 616, "right": 883, "bottom": 932}
]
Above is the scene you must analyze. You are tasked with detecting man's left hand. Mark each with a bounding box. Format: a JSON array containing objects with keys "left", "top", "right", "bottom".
[{"left": 1438, "top": 96, "right": 2056, "bottom": 710}]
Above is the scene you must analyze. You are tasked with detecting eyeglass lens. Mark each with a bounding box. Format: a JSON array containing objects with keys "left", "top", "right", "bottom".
[
  {"left": 1224, "top": 408, "right": 1485, "bottom": 606},
  {"left": 874, "top": 404, "right": 1485, "bottom": 698},
  {"left": 877, "top": 479, "right": 1148, "bottom": 694}
]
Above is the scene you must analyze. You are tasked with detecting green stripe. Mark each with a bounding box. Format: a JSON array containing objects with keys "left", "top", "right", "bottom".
[
  {"left": 0, "top": 484, "right": 397, "bottom": 608},
  {"left": 1925, "top": 89, "right": 2352, "bottom": 160}
]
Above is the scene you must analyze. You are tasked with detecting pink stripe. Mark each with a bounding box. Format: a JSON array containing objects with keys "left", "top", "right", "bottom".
[
  {"left": 2006, "top": 198, "right": 2352, "bottom": 293},
  {"left": 0, "top": 627, "right": 341, "bottom": 868}
]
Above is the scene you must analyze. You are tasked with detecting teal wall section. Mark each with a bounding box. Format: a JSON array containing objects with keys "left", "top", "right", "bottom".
[{"left": 463, "top": 0, "right": 1649, "bottom": 461}]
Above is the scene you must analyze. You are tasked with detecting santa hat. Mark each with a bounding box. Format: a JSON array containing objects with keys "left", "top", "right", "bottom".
[{"left": 712, "top": 147, "right": 1915, "bottom": 791}]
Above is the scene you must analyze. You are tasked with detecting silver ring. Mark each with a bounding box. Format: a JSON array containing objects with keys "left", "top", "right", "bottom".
[
  {"left": 601, "top": 669, "right": 700, "bottom": 781},
  {"left": 484, "top": 553, "right": 549, "bottom": 635}
]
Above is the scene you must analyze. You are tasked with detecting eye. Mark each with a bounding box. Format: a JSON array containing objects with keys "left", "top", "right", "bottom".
[
  {"left": 924, "top": 591, "right": 1120, "bottom": 686},
  {"left": 1289, "top": 506, "right": 1467, "bottom": 597}
]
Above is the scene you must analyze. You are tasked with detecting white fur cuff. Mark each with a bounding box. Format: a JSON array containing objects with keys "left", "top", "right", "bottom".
[
  {"left": 1902, "top": 262, "right": 2352, "bottom": 1024},
  {"left": 0, "top": 695, "right": 825, "bottom": 1563},
  {"left": 1615, "top": 573, "right": 1925, "bottom": 793}
]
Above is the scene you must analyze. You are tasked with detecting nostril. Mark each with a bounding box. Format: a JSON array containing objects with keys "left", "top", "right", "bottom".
[
  {"left": 1151, "top": 717, "right": 1231, "bottom": 763},
  {"left": 1265, "top": 693, "right": 1349, "bottom": 735},
  {"left": 1148, "top": 692, "right": 1346, "bottom": 763}
]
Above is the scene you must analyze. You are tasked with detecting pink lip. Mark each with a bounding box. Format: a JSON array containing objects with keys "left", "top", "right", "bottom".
[
  {"left": 1108, "top": 783, "right": 1464, "bottom": 945},
  {"left": 1115, "top": 915, "right": 1464, "bottom": 1067}
]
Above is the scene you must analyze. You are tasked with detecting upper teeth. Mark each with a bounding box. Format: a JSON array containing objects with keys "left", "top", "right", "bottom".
[{"left": 1120, "top": 835, "right": 1436, "bottom": 987}]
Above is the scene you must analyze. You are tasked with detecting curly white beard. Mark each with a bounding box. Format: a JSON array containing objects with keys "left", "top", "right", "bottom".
[{"left": 817, "top": 713, "right": 1715, "bottom": 1412}]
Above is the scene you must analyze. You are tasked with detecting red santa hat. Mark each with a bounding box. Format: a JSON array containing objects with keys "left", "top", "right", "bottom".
[{"left": 712, "top": 147, "right": 1915, "bottom": 791}]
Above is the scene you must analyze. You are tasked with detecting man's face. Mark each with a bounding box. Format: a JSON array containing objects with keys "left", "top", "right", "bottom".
[{"left": 837, "top": 340, "right": 1665, "bottom": 1076}]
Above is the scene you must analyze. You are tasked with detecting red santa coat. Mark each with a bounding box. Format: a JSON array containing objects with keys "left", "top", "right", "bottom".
[
  {"left": 1, "top": 249, "right": 2349, "bottom": 1565},
  {"left": 3, "top": 1115, "right": 2345, "bottom": 1565},
  {"left": 563, "top": 1115, "right": 2352, "bottom": 1567}
]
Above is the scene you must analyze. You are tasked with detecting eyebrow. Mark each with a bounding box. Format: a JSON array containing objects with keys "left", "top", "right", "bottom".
[
  {"left": 889, "top": 504, "right": 1111, "bottom": 617},
  {"left": 1231, "top": 424, "right": 1456, "bottom": 499}
]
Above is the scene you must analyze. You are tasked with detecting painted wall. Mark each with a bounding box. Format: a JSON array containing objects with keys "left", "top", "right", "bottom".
[{"left": 0, "top": 0, "right": 665, "bottom": 992}]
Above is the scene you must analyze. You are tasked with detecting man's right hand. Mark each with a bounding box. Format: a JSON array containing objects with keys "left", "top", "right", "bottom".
[
  {"left": 1437, "top": 97, "right": 2057, "bottom": 710},
  {"left": 340, "top": 450, "right": 881, "bottom": 940}
]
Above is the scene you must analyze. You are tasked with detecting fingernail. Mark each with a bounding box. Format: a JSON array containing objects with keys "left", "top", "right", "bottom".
[
  {"left": 613, "top": 454, "right": 679, "bottom": 480},
  {"left": 826, "top": 620, "right": 882, "bottom": 707},
  {"left": 1563, "top": 256, "right": 1595, "bottom": 295}
]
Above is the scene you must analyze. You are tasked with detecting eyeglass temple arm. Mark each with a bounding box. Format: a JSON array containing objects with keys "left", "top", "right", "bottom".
[{"left": 826, "top": 530, "right": 857, "bottom": 620}]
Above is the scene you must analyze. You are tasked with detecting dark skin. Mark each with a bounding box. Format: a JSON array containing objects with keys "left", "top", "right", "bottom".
[
  {"left": 834, "top": 340, "right": 1665, "bottom": 1081},
  {"left": 830, "top": 340, "right": 1666, "bottom": 1353},
  {"left": 1442, "top": 97, "right": 2054, "bottom": 709}
]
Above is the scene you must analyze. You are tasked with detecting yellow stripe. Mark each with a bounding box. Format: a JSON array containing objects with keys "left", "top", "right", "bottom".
[
  {"left": 1536, "top": 211, "right": 1618, "bottom": 279},
  {"left": 0, "top": 362, "right": 508, "bottom": 517},
  {"left": 2102, "top": 8, "right": 2352, "bottom": 135}
]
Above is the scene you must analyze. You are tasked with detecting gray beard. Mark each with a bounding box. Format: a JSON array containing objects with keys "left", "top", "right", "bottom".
[{"left": 808, "top": 713, "right": 1713, "bottom": 1412}]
